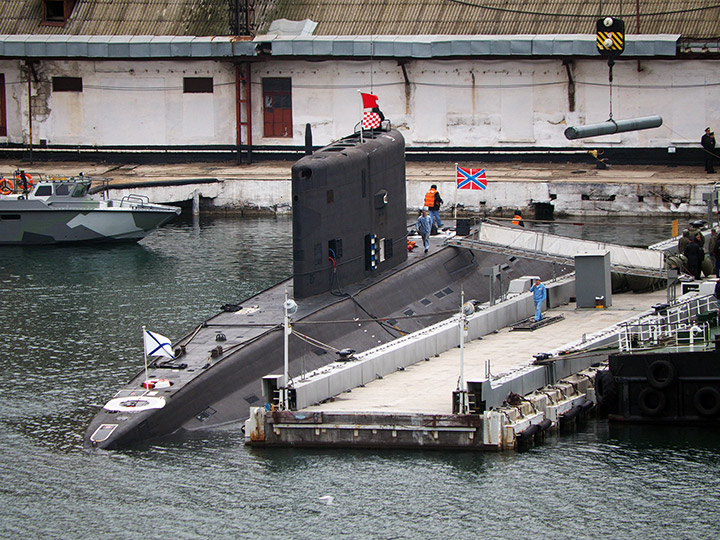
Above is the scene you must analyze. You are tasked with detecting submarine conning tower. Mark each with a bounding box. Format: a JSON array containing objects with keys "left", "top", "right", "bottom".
[{"left": 291, "top": 129, "right": 408, "bottom": 299}]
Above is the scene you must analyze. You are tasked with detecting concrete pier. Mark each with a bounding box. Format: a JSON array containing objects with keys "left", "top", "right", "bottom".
[
  {"left": 245, "top": 285, "right": 701, "bottom": 450},
  {"left": 1, "top": 159, "right": 716, "bottom": 217}
]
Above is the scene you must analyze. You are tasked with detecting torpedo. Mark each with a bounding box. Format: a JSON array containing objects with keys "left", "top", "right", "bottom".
[{"left": 564, "top": 115, "right": 663, "bottom": 140}]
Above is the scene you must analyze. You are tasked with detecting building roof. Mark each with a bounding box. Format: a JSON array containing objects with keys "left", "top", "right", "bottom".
[
  {"left": 253, "top": 34, "right": 680, "bottom": 58},
  {"left": 263, "top": 1, "right": 720, "bottom": 39},
  {"left": 0, "top": 33, "right": 679, "bottom": 59},
  {"left": 0, "top": 0, "right": 236, "bottom": 36},
  {"left": 0, "top": 1, "right": 718, "bottom": 39}
]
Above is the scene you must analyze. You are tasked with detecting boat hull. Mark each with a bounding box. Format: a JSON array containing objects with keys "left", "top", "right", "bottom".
[
  {"left": 0, "top": 205, "right": 179, "bottom": 245},
  {"left": 601, "top": 348, "right": 720, "bottom": 423}
]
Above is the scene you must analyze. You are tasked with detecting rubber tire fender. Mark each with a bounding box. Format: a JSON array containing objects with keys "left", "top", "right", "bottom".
[
  {"left": 693, "top": 386, "right": 720, "bottom": 417},
  {"left": 595, "top": 370, "right": 618, "bottom": 406},
  {"left": 516, "top": 423, "right": 540, "bottom": 444},
  {"left": 638, "top": 387, "right": 667, "bottom": 417},
  {"left": 647, "top": 359, "right": 675, "bottom": 390}
]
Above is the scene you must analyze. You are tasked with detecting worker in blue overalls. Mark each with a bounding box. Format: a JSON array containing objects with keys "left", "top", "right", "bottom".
[{"left": 530, "top": 278, "right": 547, "bottom": 321}]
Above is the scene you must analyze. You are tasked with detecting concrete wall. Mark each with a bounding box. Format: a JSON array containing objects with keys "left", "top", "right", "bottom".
[
  {"left": 0, "top": 59, "right": 235, "bottom": 147},
  {"left": 1, "top": 56, "right": 719, "bottom": 151},
  {"left": 406, "top": 179, "right": 706, "bottom": 216},
  {"left": 107, "top": 177, "right": 712, "bottom": 217}
]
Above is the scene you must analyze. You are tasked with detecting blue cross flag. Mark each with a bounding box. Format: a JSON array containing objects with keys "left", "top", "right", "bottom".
[
  {"left": 456, "top": 166, "right": 487, "bottom": 190},
  {"left": 144, "top": 329, "right": 175, "bottom": 359}
]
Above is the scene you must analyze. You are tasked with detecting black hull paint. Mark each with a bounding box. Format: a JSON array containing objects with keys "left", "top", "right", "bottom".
[{"left": 601, "top": 349, "right": 720, "bottom": 423}]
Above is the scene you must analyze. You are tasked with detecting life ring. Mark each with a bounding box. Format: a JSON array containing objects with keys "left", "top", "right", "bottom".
[
  {"left": 0, "top": 178, "right": 14, "bottom": 195},
  {"left": 647, "top": 359, "right": 675, "bottom": 389},
  {"left": 103, "top": 395, "right": 166, "bottom": 412},
  {"left": 638, "top": 387, "right": 666, "bottom": 416},
  {"left": 15, "top": 172, "right": 33, "bottom": 188},
  {"left": 693, "top": 386, "right": 720, "bottom": 417}
]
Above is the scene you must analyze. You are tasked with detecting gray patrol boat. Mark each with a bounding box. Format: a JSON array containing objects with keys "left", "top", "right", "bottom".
[{"left": 0, "top": 171, "right": 180, "bottom": 245}]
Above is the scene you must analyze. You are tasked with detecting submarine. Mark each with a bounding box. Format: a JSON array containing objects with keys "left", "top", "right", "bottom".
[{"left": 84, "top": 126, "right": 573, "bottom": 449}]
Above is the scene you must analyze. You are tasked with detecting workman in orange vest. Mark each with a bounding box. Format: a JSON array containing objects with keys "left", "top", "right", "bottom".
[
  {"left": 512, "top": 210, "right": 525, "bottom": 227},
  {"left": 424, "top": 184, "right": 443, "bottom": 229}
]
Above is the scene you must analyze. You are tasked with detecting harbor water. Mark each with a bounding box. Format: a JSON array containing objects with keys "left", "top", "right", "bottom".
[{"left": 1, "top": 215, "right": 719, "bottom": 539}]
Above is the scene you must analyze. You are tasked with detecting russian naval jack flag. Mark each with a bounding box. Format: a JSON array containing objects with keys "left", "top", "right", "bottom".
[{"left": 456, "top": 165, "right": 487, "bottom": 190}]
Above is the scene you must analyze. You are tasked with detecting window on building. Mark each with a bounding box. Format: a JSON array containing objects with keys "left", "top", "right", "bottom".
[
  {"left": 184, "top": 77, "right": 213, "bottom": 93},
  {"left": 42, "top": 0, "right": 76, "bottom": 26},
  {"left": 262, "top": 78, "right": 292, "bottom": 138},
  {"left": 0, "top": 74, "right": 6, "bottom": 137},
  {"left": 52, "top": 77, "right": 82, "bottom": 92}
]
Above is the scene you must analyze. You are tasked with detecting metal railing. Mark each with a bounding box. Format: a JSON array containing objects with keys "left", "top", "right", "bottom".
[
  {"left": 618, "top": 294, "right": 716, "bottom": 352},
  {"left": 119, "top": 194, "right": 151, "bottom": 208}
]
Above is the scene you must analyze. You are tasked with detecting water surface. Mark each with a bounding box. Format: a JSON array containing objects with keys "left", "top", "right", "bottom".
[{"left": 0, "top": 214, "right": 717, "bottom": 539}]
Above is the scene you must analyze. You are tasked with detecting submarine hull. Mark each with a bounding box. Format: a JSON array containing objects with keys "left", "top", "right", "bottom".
[{"left": 84, "top": 129, "right": 573, "bottom": 449}]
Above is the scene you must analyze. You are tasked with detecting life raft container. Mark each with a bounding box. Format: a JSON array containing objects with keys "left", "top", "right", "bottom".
[{"left": 142, "top": 378, "right": 172, "bottom": 390}]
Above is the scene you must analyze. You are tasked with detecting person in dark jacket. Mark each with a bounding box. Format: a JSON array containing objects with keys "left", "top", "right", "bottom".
[
  {"left": 702, "top": 127, "right": 716, "bottom": 173},
  {"left": 678, "top": 230, "right": 691, "bottom": 254},
  {"left": 684, "top": 234, "right": 704, "bottom": 279}
]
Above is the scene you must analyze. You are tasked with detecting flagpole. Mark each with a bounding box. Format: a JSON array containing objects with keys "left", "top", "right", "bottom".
[
  {"left": 454, "top": 162, "right": 458, "bottom": 221},
  {"left": 142, "top": 324, "right": 149, "bottom": 389},
  {"left": 357, "top": 90, "right": 363, "bottom": 143}
]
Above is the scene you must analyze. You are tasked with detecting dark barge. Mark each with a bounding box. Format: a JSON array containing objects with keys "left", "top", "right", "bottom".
[{"left": 597, "top": 306, "right": 720, "bottom": 424}]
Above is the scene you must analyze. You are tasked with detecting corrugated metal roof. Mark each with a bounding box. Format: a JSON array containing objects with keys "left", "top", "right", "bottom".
[
  {"left": 0, "top": 0, "right": 235, "bottom": 36},
  {"left": 0, "top": 0, "right": 717, "bottom": 39},
  {"left": 262, "top": 0, "right": 720, "bottom": 39}
]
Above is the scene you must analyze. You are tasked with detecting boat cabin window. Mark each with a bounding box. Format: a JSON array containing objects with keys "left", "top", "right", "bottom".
[
  {"left": 55, "top": 183, "right": 71, "bottom": 196},
  {"left": 71, "top": 183, "right": 89, "bottom": 197},
  {"left": 34, "top": 185, "right": 52, "bottom": 196}
]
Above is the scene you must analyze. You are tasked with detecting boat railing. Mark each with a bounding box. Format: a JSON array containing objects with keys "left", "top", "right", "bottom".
[
  {"left": 618, "top": 294, "right": 717, "bottom": 352},
  {"left": 119, "top": 194, "right": 152, "bottom": 208}
]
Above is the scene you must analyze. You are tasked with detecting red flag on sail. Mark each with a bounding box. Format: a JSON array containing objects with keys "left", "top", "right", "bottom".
[
  {"left": 361, "top": 92, "right": 384, "bottom": 129},
  {"left": 361, "top": 93, "right": 379, "bottom": 109}
]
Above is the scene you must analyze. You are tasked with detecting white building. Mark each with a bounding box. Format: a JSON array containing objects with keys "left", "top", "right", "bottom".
[{"left": 0, "top": 1, "right": 718, "bottom": 163}]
